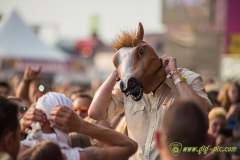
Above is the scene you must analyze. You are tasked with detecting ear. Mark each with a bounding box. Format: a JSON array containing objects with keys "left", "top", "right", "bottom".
[
  {"left": 154, "top": 131, "right": 162, "bottom": 149},
  {"left": 135, "top": 22, "right": 144, "bottom": 40},
  {"left": 3, "top": 131, "right": 15, "bottom": 152}
]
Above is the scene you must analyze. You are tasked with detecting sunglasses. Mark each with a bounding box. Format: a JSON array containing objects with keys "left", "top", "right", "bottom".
[
  {"left": 19, "top": 106, "right": 28, "bottom": 114},
  {"left": 73, "top": 106, "right": 89, "bottom": 112}
]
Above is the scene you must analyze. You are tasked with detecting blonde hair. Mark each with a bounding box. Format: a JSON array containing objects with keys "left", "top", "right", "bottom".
[
  {"left": 208, "top": 107, "right": 226, "bottom": 121},
  {"left": 68, "top": 132, "right": 92, "bottom": 148}
]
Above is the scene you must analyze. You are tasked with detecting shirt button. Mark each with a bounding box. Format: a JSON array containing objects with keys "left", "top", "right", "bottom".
[
  {"left": 145, "top": 157, "right": 148, "bottom": 160},
  {"left": 148, "top": 141, "right": 150, "bottom": 143},
  {"left": 132, "top": 109, "right": 135, "bottom": 112}
]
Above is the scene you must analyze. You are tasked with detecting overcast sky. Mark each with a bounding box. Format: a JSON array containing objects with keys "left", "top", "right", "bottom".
[{"left": 0, "top": 0, "right": 166, "bottom": 45}]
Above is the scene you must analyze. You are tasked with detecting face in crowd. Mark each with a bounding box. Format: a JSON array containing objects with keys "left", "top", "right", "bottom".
[
  {"left": 208, "top": 116, "right": 226, "bottom": 138},
  {"left": 227, "top": 84, "right": 240, "bottom": 104},
  {"left": 72, "top": 96, "right": 92, "bottom": 118},
  {"left": 0, "top": 82, "right": 10, "bottom": 97}
]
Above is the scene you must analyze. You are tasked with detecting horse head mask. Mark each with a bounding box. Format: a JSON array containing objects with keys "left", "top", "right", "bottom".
[{"left": 112, "top": 22, "right": 162, "bottom": 101}]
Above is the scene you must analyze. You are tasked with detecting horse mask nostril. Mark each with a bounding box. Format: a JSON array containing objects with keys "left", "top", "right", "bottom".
[
  {"left": 128, "top": 78, "right": 137, "bottom": 88},
  {"left": 120, "top": 81, "right": 126, "bottom": 92},
  {"left": 128, "top": 80, "right": 135, "bottom": 87}
]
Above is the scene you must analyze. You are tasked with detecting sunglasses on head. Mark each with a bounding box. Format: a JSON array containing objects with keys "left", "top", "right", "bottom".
[{"left": 73, "top": 106, "right": 89, "bottom": 112}]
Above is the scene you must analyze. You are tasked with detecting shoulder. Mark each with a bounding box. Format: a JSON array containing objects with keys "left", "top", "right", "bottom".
[{"left": 178, "top": 68, "right": 203, "bottom": 83}]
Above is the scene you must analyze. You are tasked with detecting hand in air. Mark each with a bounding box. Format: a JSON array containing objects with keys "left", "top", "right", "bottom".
[
  {"left": 160, "top": 54, "right": 177, "bottom": 75},
  {"left": 23, "top": 65, "right": 42, "bottom": 81},
  {"left": 48, "top": 105, "right": 82, "bottom": 133}
]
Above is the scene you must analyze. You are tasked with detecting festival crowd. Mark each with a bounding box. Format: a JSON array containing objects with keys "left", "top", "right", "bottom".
[{"left": 0, "top": 54, "right": 240, "bottom": 160}]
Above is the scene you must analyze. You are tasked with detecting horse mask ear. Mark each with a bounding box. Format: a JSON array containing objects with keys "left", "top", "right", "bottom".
[{"left": 135, "top": 22, "right": 144, "bottom": 41}]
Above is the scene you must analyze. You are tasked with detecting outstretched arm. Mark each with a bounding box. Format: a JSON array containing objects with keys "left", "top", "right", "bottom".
[
  {"left": 88, "top": 70, "right": 118, "bottom": 120},
  {"left": 48, "top": 105, "right": 138, "bottom": 160}
]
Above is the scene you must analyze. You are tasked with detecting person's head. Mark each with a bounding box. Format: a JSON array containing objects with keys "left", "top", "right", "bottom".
[
  {"left": 72, "top": 91, "right": 93, "bottom": 118},
  {"left": 218, "top": 82, "right": 240, "bottom": 111},
  {"left": 112, "top": 22, "right": 162, "bottom": 101},
  {"left": 205, "top": 84, "right": 220, "bottom": 107},
  {"left": 155, "top": 100, "right": 208, "bottom": 159},
  {"left": 0, "top": 82, "right": 10, "bottom": 97},
  {"left": 35, "top": 92, "right": 73, "bottom": 147},
  {"left": 29, "top": 80, "right": 48, "bottom": 103},
  {"left": 208, "top": 107, "right": 226, "bottom": 138},
  {"left": 70, "top": 90, "right": 87, "bottom": 101},
  {"left": 7, "top": 96, "right": 28, "bottom": 117},
  {"left": 227, "top": 82, "right": 240, "bottom": 104},
  {"left": 68, "top": 133, "right": 92, "bottom": 148},
  {"left": 0, "top": 96, "right": 20, "bottom": 160},
  {"left": 21, "top": 141, "right": 66, "bottom": 160}
]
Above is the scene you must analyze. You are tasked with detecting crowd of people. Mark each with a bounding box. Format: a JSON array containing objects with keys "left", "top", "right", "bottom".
[{"left": 0, "top": 56, "right": 240, "bottom": 160}]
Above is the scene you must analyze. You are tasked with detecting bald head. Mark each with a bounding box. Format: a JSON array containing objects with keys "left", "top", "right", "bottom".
[{"left": 161, "top": 100, "right": 208, "bottom": 148}]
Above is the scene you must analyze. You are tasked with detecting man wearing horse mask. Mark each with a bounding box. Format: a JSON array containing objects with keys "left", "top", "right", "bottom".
[{"left": 89, "top": 22, "right": 212, "bottom": 160}]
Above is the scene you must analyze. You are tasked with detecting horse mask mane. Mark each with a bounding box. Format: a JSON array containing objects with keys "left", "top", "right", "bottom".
[{"left": 112, "top": 22, "right": 161, "bottom": 101}]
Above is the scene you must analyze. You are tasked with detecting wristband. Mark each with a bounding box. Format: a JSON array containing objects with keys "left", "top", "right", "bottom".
[
  {"left": 166, "top": 70, "right": 179, "bottom": 78},
  {"left": 174, "top": 77, "right": 186, "bottom": 85}
]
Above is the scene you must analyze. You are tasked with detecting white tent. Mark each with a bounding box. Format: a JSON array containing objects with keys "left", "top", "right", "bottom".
[{"left": 0, "top": 10, "right": 68, "bottom": 62}]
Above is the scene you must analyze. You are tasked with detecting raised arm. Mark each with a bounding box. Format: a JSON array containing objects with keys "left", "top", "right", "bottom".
[
  {"left": 16, "top": 66, "right": 41, "bottom": 106},
  {"left": 88, "top": 70, "right": 118, "bottom": 120},
  {"left": 161, "top": 54, "right": 211, "bottom": 113},
  {"left": 48, "top": 105, "right": 138, "bottom": 160}
]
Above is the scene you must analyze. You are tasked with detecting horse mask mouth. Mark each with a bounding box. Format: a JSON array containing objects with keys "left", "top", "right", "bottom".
[
  {"left": 129, "top": 86, "right": 143, "bottom": 101},
  {"left": 125, "top": 84, "right": 143, "bottom": 101}
]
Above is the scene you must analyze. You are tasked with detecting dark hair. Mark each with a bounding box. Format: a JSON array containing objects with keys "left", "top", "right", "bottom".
[
  {"left": 162, "top": 100, "right": 208, "bottom": 148},
  {"left": 0, "top": 96, "right": 19, "bottom": 141},
  {"left": 0, "top": 82, "right": 10, "bottom": 93},
  {"left": 72, "top": 90, "right": 93, "bottom": 102},
  {"left": 21, "top": 141, "right": 65, "bottom": 160}
]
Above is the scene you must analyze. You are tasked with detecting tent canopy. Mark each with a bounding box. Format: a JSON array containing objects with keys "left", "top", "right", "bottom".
[{"left": 0, "top": 10, "right": 68, "bottom": 62}]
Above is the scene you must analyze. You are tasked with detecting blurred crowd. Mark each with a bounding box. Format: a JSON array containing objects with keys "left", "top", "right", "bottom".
[{"left": 0, "top": 65, "right": 240, "bottom": 160}]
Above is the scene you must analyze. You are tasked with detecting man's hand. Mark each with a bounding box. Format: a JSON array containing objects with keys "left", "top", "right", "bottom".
[
  {"left": 48, "top": 105, "right": 82, "bottom": 133},
  {"left": 160, "top": 54, "right": 177, "bottom": 75},
  {"left": 20, "top": 102, "right": 46, "bottom": 133},
  {"left": 23, "top": 65, "right": 42, "bottom": 81}
]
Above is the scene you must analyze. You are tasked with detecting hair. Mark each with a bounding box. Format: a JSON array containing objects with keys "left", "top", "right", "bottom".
[
  {"left": 0, "top": 96, "right": 19, "bottom": 141},
  {"left": 7, "top": 96, "right": 22, "bottom": 103},
  {"left": 217, "top": 82, "right": 240, "bottom": 111},
  {"left": 68, "top": 132, "right": 92, "bottom": 148},
  {"left": 0, "top": 82, "right": 10, "bottom": 93},
  {"left": 74, "top": 91, "right": 93, "bottom": 102},
  {"left": 208, "top": 107, "right": 226, "bottom": 121},
  {"left": 111, "top": 30, "right": 138, "bottom": 50},
  {"left": 21, "top": 141, "right": 65, "bottom": 160},
  {"left": 161, "top": 100, "right": 208, "bottom": 149}
]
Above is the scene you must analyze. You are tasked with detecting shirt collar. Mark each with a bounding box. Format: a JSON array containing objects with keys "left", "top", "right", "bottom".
[
  {"left": 164, "top": 78, "right": 176, "bottom": 92},
  {"left": 152, "top": 78, "right": 176, "bottom": 95}
]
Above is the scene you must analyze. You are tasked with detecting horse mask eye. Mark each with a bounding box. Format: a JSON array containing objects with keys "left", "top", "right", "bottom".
[{"left": 139, "top": 48, "right": 144, "bottom": 55}]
